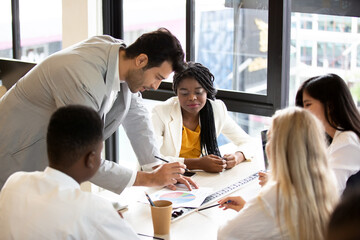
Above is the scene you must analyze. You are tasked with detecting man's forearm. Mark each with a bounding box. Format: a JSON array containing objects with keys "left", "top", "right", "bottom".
[{"left": 133, "top": 171, "right": 155, "bottom": 187}]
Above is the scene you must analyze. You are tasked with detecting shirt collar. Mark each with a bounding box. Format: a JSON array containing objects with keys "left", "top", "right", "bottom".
[
  {"left": 44, "top": 167, "right": 80, "bottom": 189},
  {"left": 113, "top": 56, "right": 121, "bottom": 91}
]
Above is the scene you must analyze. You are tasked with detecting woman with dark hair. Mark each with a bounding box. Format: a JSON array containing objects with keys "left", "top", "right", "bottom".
[
  {"left": 295, "top": 73, "right": 360, "bottom": 193},
  {"left": 151, "top": 62, "right": 252, "bottom": 173}
]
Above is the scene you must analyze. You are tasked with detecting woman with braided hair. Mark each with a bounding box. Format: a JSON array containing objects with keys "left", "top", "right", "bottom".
[{"left": 151, "top": 62, "right": 252, "bottom": 173}]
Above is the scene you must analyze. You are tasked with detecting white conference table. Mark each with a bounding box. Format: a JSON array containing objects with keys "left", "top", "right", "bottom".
[{"left": 99, "top": 142, "right": 265, "bottom": 240}]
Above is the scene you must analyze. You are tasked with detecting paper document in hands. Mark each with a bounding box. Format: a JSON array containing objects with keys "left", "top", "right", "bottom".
[{"left": 149, "top": 186, "right": 213, "bottom": 208}]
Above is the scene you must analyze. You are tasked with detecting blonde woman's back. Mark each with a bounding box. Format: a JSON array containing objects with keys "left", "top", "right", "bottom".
[{"left": 269, "top": 107, "right": 339, "bottom": 240}]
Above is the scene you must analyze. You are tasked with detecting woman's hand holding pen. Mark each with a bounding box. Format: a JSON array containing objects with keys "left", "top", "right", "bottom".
[{"left": 218, "top": 196, "right": 246, "bottom": 212}]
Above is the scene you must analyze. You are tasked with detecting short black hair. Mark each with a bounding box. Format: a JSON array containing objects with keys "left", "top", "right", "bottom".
[
  {"left": 47, "top": 105, "right": 103, "bottom": 169},
  {"left": 295, "top": 73, "right": 360, "bottom": 139},
  {"left": 125, "top": 28, "right": 185, "bottom": 73},
  {"left": 327, "top": 189, "right": 360, "bottom": 240}
]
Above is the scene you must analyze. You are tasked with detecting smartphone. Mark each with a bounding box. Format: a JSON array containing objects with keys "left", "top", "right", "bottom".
[{"left": 183, "top": 171, "right": 196, "bottom": 177}]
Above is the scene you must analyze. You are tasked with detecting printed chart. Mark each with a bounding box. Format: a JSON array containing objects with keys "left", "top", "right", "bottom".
[
  {"left": 159, "top": 192, "right": 196, "bottom": 205},
  {"left": 150, "top": 187, "right": 212, "bottom": 208}
]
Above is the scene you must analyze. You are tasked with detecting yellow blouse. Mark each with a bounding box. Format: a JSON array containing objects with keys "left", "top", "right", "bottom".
[{"left": 179, "top": 125, "right": 201, "bottom": 158}]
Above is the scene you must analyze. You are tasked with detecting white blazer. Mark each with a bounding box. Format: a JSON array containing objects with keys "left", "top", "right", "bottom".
[{"left": 151, "top": 96, "right": 253, "bottom": 163}]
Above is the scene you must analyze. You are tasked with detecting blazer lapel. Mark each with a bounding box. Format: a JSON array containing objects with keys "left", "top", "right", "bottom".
[{"left": 168, "top": 98, "right": 183, "bottom": 156}]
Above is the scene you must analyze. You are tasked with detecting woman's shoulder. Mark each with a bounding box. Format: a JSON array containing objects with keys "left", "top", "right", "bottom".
[
  {"left": 334, "top": 130, "right": 360, "bottom": 146},
  {"left": 209, "top": 99, "right": 227, "bottom": 112},
  {"left": 152, "top": 97, "right": 179, "bottom": 114}
]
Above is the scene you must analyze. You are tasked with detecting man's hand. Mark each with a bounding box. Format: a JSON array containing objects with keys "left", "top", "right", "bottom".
[
  {"left": 134, "top": 162, "right": 186, "bottom": 187},
  {"left": 166, "top": 176, "right": 199, "bottom": 191}
]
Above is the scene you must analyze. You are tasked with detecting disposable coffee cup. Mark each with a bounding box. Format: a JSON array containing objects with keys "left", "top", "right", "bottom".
[{"left": 150, "top": 200, "right": 172, "bottom": 235}]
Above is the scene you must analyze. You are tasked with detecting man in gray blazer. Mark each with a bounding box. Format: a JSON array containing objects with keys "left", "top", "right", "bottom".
[{"left": 0, "top": 28, "right": 197, "bottom": 192}]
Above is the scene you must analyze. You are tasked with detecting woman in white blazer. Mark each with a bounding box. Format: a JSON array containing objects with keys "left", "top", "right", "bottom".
[{"left": 151, "top": 62, "right": 253, "bottom": 173}]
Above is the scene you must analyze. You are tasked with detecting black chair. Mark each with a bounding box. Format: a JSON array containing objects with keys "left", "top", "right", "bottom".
[
  {"left": 0, "top": 58, "right": 36, "bottom": 91},
  {"left": 342, "top": 170, "right": 360, "bottom": 197},
  {"left": 261, "top": 129, "right": 269, "bottom": 170}
]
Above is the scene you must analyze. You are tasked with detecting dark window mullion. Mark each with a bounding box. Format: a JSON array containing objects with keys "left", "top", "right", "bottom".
[
  {"left": 186, "top": 0, "right": 195, "bottom": 62},
  {"left": 267, "top": 0, "right": 291, "bottom": 111},
  {"left": 11, "top": 0, "right": 21, "bottom": 59},
  {"left": 102, "top": 0, "right": 123, "bottom": 163}
]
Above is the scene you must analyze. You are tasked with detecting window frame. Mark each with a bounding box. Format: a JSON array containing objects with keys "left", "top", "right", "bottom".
[{"left": 141, "top": 0, "right": 291, "bottom": 117}]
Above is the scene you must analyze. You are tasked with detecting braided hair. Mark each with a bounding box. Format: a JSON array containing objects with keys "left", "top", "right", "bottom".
[{"left": 173, "top": 62, "right": 221, "bottom": 157}]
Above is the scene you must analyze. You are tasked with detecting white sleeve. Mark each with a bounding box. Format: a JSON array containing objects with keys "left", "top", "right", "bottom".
[
  {"left": 92, "top": 201, "right": 140, "bottom": 240},
  {"left": 218, "top": 196, "right": 280, "bottom": 240},
  {"left": 329, "top": 143, "right": 360, "bottom": 193},
  {"left": 213, "top": 100, "right": 254, "bottom": 160},
  {"left": 122, "top": 93, "right": 160, "bottom": 169},
  {"left": 89, "top": 159, "right": 136, "bottom": 194}
]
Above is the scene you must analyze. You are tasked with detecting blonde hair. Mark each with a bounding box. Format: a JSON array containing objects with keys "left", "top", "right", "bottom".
[{"left": 267, "top": 107, "right": 338, "bottom": 240}]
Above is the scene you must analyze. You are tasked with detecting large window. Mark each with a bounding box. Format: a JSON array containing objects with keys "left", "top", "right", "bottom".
[
  {"left": 289, "top": 11, "right": 360, "bottom": 106},
  {"left": 19, "top": 0, "right": 62, "bottom": 62},
  {"left": 0, "top": 0, "right": 62, "bottom": 62},
  {"left": 0, "top": 1, "right": 13, "bottom": 58},
  {"left": 195, "top": 0, "right": 268, "bottom": 95}
]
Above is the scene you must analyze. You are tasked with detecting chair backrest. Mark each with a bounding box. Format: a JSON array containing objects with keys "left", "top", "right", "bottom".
[
  {"left": 261, "top": 129, "right": 269, "bottom": 170},
  {"left": 0, "top": 58, "right": 36, "bottom": 98},
  {"left": 343, "top": 170, "right": 360, "bottom": 197}
]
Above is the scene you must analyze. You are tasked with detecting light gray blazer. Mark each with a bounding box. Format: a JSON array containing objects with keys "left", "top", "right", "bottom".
[
  {"left": 151, "top": 96, "right": 253, "bottom": 163},
  {"left": 0, "top": 35, "right": 160, "bottom": 192}
]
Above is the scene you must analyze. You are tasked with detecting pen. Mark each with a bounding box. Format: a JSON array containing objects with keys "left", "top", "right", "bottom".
[
  {"left": 145, "top": 192, "right": 155, "bottom": 206},
  {"left": 137, "top": 233, "right": 164, "bottom": 240},
  {"left": 154, "top": 156, "right": 191, "bottom": 172},
  {"left": 197, "top": 200, "right": 232, "bottom": 212}
]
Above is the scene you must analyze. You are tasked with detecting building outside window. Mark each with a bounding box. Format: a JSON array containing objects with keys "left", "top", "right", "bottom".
[{"left": 0, "top": 0, "right": 62, "bottom": 62}]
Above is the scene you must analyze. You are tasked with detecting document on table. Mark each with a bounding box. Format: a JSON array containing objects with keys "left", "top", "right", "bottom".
[{"left": 148, "top": 186, "right": 213, "bottom": 208}]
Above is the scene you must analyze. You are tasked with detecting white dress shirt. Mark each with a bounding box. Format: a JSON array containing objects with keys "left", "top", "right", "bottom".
[
  {"left": 328, "top": 130, "right": 360, "bottom": 193},
  {"left": 217, "top": 182, "right": 294, "bottom": 240},
  {"left": 0, "top": 167, "right": 140, "bottom": 240}
]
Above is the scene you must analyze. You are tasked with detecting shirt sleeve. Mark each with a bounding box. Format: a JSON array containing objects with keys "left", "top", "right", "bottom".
[
  {"left": 217, "top": 198, "right": 273, "bottom": 240},
  {"left": 329, "top": 135, "right": 360, "bottom": 193},
  {"left": 122, "top": 92, "right": 160, "bottom": 169},
  {"left": 91, "top": 199, "right": 140, "bottom": 240},
  {"left": 90, "top": 159, "right": 136, "bottom": 194},
  {"left": 213, "top": 100, "right": 255, "bottom": 160}
]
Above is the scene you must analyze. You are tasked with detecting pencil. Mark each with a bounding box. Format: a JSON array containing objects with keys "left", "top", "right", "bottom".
[
  {"left": 197, "top": 200, "right": 231, "bottom": 211},
  {"left": 145, "top": 192, "right": 155, "bottom": 206},
  {"left": 154, "top": 156, "right": 191, "bottom": 172},
  {"left": 154, "top": 155, "right": 169, "bottom": 163}
]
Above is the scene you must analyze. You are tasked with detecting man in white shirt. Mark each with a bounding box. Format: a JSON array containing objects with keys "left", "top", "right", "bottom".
[{"left": 0, "top": 105, "right": 141, "bottom": 239}]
